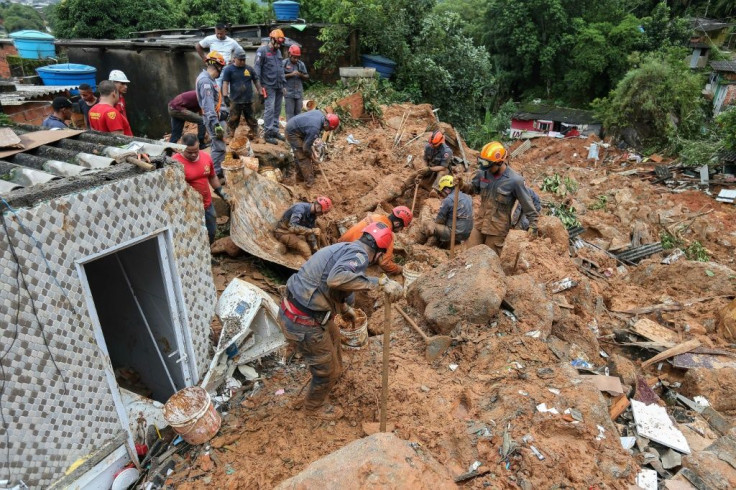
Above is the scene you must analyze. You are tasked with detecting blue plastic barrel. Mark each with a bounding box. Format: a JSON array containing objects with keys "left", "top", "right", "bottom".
[
  {"left": 9, "top": 30, "right": 56, "bottom": 60},
  {"left": 36, "top": 64, "right": 97, "bottom": 90},
  {"left": 273, "top": 0, "right": 300, "bottom": 21},
  {"left": 360, "top": 54, "right": 397, "bottom": 79}
]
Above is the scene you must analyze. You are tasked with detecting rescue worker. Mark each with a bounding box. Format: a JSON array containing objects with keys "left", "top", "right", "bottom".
[
  {"left": 285, "top": 110, "right": 340, "bottom": 187},
  {"left": 419, "top": 175, "right": 474, "bottom": 247},
  {"left": 274, "top": 197, "right": 332, "bottom": 258},
  {"left": 222, "top": 47, "right": 261, "bottom": 136},
  {"left": 88, "top": 80, "right": 132, "bottom": 136},
  {"left": 254, "top": 29, "right": 287, "bottom": 144},
  {"left": 471, "top": 141, "right": 539, "bottom": 255},
  {"left": 420, "top": 129, "right": 455, "bottom": 185},
  {"left": 279, "top": 222, "right": 404, "bottom": 420},
  {"left": 283, "top": 45, "right": 309, "bottom": 120},
  {"left": 168, "top": 90, "right": 207, "bottom": 147},
  {"left": 108, "top": 70, "right": 130, "bottom": 120},
  {"left": 512, "top": 186, "right": 542, "bottom": 231},
  {"left": 196, "top": 51, "right": 227, "bottom": 179},
  {"left": 338, "top": 206, "right": 413, "bottom": 275}
]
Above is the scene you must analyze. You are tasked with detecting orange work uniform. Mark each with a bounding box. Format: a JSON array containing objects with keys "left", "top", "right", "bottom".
[{"left": 338, "top": 214, "right": 401, "bottom": 275}]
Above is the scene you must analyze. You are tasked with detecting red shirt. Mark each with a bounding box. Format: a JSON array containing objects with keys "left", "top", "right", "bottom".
[
  {"left": 88, "top": 103, "right": 132, "bottom": 136},
  {"left": 115, "top": 94, "right": 127, "bottom": 119},
  {"left": 173, "top": 151, "right": 214, "bottom": 209}
]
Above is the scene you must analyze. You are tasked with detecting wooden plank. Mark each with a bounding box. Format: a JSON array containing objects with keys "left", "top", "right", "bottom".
[
  {"left": 641, "top": 339, "right": 701, "bottom": 369},
  {"left": 631, "top": 318, "right": 679, "bottom": 346},
  {"left": 581, "top": 375, "right": 624, "bottom": 395},
  {"left": 0, "top": 129, "right": 83, "bottom": 159},
  {"left": 609, "top": 394, "right": 630, "bottom": 420},
  {"left": 672, "top": 352, "right": 736, "bottom": 370}
]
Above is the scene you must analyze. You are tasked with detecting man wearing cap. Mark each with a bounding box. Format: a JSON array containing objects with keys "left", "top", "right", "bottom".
[
  {"left": 42, "top": 97, "right": 73, "bottom": 129},
  {"left": 108, "top": 70, "right": 130, "bottom": 120},
  {"left": 254, "top": 29, "right": 287, "bottom": 144},
  {"left": 283, "top": 44, "right": 309, "bottom": 121},
  {"left": 222, "top": 48, "right": 261, "bottom": 136}
]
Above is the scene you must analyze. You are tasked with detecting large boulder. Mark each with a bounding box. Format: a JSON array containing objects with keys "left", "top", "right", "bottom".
[
  {"left": 538, "top": 215, "right": 569, "bottom": 253},
  {"left": 407, "top": 245, "right": 506, "bottom": 335},
  {"left": 274, "top": 433, "right": 457, "bottom": 490},
  {"left": 681, "top": 367, "right": 736, "bottom": 412},
  {"left": 504, "top": 273, "right": 554, "bottom": 337},
  {"left": 717, "top": 298, "right": 736, "bottom": 342}
]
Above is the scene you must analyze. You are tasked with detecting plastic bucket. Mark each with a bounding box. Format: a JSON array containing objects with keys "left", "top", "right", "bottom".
[
  {"left": 302, "top": 99, "right": 316, "bottom": 111},
  {"left": 163, "top": 386, "right": 221, "bottom": 445},
  {"left": 360, "top": 55, "right": 397, "bottom": 79},
  {"left": 36, "top": 63, "right": 97, "bottom": 90},
  {"left": 336, "top": 308, "right": 368, "bottom": 349},
  {"left": 273, "top": 0, "right": 300, "bottom": 21},
  {"left": 402, "top": 261, "right": 425, "bottom": 289}
]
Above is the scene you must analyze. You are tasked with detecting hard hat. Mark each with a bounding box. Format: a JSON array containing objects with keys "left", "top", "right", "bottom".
[
  {"left": 205, "top": 51, "right": 226, "bottom": 67},
  {"left": 325, "top": 113, "right": 339, "bottom": 130},
  {"left": 391, "top": 206, "right": 413, "bottom": 228},
  {"left": 429, "top": 129, "right": 445, "bottom": 147},
  {"left": 109, "top": 70, "right": 130, "bottom": 83},
  {"left": 438, "top": 175, "right": 455, "bottom": 192},
  {"left": 479, "top": 141, "right": 507, "bottom": 166},
  {"left": 270, "top": 29, "right": 285, "bottom": 42},
  {"left": 316, "top": 196, "right": 332, "bottom": 213},
  {"left": 288, "top": 45, "right": 301, "bottom": 56},
  {"left": 362, "top": 222, "right": 393, "bottom": 252}
]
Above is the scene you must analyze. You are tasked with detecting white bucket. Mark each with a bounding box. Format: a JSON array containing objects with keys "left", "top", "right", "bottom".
[
  {"left": 336, "top": 308, "right": 368, "bottom": 349},
  {"left": 402, "top": 261, "right": 425, "bottom": 290},
  {"left": 163, "top": 386, "right": 221, "bottom": 445}
]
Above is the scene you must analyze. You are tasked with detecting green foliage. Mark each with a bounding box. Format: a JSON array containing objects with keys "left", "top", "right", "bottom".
[
  {"left": 0, "top": 3, "right": 46, "bottom": 33},
  {"left": 659, "top": 231, "right": 682, "bottom": 250},
  {"left": 563, "top": 176, "right": 579, "bottom": 194},
  {"left": 307, "top": 77, "right": 412, "bottom": 124},
  {"left": 547, "top": 202, "right": 580, "bottom": 228},
  {"left": 685, "top": 241, "right": 709, "bottom": 262},
  {"left": 431, "top": 0, "right": 486, "bottom": 45},
  {"left": 464, "top": 100, "right": 518, "bottom": 148},
  {"left": 541, "top": 174, "right": 577, "bottom": 196},
  {"left": 592, "top": 53, "right": 706, "bottom": 151},
  {"left": 176, "top": 0, "right": 269, "bottom": 28},
  {"left": 53, "top": 0, "right": 175, "bottom": 39},
  {"left": 679, "top": 137, "right": 723, "bottom": 168},
  {"left": 716, "top": 107, "right": 736, "bottom": 152},
  {"left": 588, "top": 194, "right": 609, "bottom": 210}
]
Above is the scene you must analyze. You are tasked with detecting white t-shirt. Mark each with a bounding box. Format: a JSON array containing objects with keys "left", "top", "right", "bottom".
[{"left": 199, "top": 35, "right": 241, "bottom": 64}]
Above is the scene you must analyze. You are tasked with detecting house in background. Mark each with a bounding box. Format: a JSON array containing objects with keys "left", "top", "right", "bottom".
[
  {"left": 705, "top": 60, "right": 736, "bottom": 115},
  {"left": 509, "top": 103, "right": 602, "bottom": 139},
  {"left": 686, "top": 18, "right": 734, "bottom": 69}
]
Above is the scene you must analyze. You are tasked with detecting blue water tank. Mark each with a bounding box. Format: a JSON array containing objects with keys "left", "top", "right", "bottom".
[
  {"left": 36, "top": 64, "right": 97, "bottom": 91},
  {"left": 9, "top": 30, "right": 56, "bottom": 60},
  {"left": 273, "top": 0, "right": 300, "bottom": 21},
  {"left": 360, "top": 54, "right": 397, "bottom": 79}
]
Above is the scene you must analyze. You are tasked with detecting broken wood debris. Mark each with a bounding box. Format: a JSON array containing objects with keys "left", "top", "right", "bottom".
[{"left": 641, "top": 339, "right": 701, "bottom": 369}]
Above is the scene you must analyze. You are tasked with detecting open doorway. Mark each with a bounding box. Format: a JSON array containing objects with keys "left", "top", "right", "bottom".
[{"left": 82, "top": 234, "right": 191, "bottom": 403}]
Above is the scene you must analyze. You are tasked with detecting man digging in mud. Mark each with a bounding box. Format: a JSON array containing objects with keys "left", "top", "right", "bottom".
[
  {"left": 278, "top": 222, "right": 404, "bottom": 420},
  {"left": 337, "top": 206, "right": 413, "bottom": 275},
  {"left": 273, "top": 196, "right": 332, "bottom": 258},
  {"left": 472, "top": 141, "right": 539, "bottom": 255},
  {"left": 285, "top": 110, "right": 340, "bottom": 187},
  {"left": 418, "top": 175, "right": 473, "bottom": 248}
]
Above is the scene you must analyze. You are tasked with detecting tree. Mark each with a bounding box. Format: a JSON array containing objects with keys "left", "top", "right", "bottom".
[
  {"left": 176, "top": 0, "right": 269, "bottom": 28},
  {"left": 0, "top": 3, "right": 46, "bottom": 33},
  {"left": 54, "top": 0, "right": 175, "bottom": 39}
]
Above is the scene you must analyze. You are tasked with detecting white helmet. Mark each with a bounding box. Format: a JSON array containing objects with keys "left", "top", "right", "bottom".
[{"left": 109, "top": 70, "right": 130, "bottom": 83}]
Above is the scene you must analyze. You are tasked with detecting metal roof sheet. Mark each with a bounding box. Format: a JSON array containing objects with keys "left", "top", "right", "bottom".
[
  {"left": 710, "top": 61, "right": 736, "bottom": 73},
  {"left": 0, "top": 84, "right": 79, "bottom": 106}
]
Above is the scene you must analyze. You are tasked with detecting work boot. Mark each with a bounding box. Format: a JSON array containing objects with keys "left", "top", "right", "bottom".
[
  {"left": 305, "top": 404, "right": 343, "bottom": 421},
  {"left": 275, "top": 132, "right": 286, "bottom": 141},
  {"left": 265, "top": 136, "right": 279, "bottom": 145}
]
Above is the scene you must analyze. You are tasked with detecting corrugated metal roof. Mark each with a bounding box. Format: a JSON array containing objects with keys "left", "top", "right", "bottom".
[
  {"left": 710, "top": 61, "right": 736, "bottom": 73},
  {"left": 513, "top": 104, "right": 600, "bottom": 125},
  {"left": 0, "top": 84, "right": 79, "bottom": 106},
  {"left": 692, "top": 18, "right": 733, "bottom": 32}
]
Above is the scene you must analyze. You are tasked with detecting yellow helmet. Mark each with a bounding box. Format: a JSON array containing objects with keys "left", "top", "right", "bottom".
[
  {"left": 479, "top": 141, "right": 507, "bottom": 167},
  {"left": 438, "top": 175, "right": 454, "bottom": 192},
  {"left": 270, "top": 29, "right": 285, "bottom": 42},
  {"left": 205, "top": 51, "right": 225, "bottom": 67}
]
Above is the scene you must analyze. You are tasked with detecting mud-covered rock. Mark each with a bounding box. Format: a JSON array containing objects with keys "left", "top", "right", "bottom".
[
  {"left": 538, "top": 216, "right": 569, "bottom": 253},
  {"left": 609, "top": 354, "right": 637, "bottom": 393},
  {"left": 504, "top": 273, "right": 554, "bottom": 337},
  {"left": 407, "top": 245, "right": 506, "bottom": 335},
  {"left": 681, "top": 435, "right": 736, "bottom": 489},
  {"left": 211, "top": 236, "right": 242, "bottom": 257},
  {"left": 717, "top": 298, "right": 736, "bottom": 342},
  {"left": 274, "top": 432, "right": 457, "bottom": 490},
  {"left": 681, "top": 367, "right": 736, "bottom": 412},
  {"left": 551, "top": 315, "right": 601, "bottom": 363}
]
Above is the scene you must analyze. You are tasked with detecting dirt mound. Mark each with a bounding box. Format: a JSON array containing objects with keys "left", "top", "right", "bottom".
[
  {"left": 407, "top": 245, "right": 506, "bottom": 335},
  {"left": 628, "top": 260, "right": 736, "bottom": 299},
  {"left": 504, "top": 273, "right": 554, "bottom": 337},
  {"left": 682, "top": 368, "right": 736, "bottom": 412},
  {"left": 274, "top": 433, "right": 457, "bottom": 490}
]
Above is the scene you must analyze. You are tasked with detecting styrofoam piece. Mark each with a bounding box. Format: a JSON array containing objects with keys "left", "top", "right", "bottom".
[
  {"left": 631, "top": 399, "right": 690, "bottom": 454},
  {"left": 620, "top": 436, "right": 636, "bottom": 449},
  {"left": 636, "top": 468, "right": 657, "bottom": 490}
]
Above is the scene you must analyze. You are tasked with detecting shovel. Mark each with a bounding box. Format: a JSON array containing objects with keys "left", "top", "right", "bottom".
[{"left": 393, "top": 305, "right": 452, "bottom": 362}]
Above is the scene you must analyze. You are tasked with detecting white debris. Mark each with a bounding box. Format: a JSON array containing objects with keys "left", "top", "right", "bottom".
[
  {"left": 636, "top": 469, "right": 657, "bottom": 490},
  {"left": 448, "top": 363, "right": 459, "bottom": 371},
  {"left": 631, "top": 399, "right": 690, "bottom": 454},
  {"left": 620, "top": 437, "right": 636, "bottom": 450}
]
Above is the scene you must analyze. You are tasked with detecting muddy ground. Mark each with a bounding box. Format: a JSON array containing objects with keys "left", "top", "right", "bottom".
[{"left": 166, "top": 101, "right": 736, "bottom": 489}]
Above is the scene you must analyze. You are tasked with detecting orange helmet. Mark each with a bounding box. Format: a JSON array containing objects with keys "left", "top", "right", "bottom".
[
  {"left": 316, "top": 196, "right": 332, "bottom": 213},
  {"left": 429, "top": 130, "right": 445, "bottom": 147},
  {"left": 391, "top": 206, "right": 413, "bottom": 228},
  {"left": 479, "top": 141, "right": 507, "bottom": 168},
  {"left": 270, "top": 29, "right": 285, "bottom": 43},
  {"left": 205, "top": 51, "right": 226, "bottom": 67},
  {"left": 362, "top": 222, "right": 393, "bottom": 252},
  {"left": 325, "top": 113, "right": 339, "bottom": 130},
  {"left": 288, "top": 45, "right": 301, "bottom": 56}
]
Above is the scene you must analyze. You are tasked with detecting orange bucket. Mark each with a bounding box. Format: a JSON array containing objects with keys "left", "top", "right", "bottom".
[{"left": 163, "top": 386, "right": 221, "bottom": 445}]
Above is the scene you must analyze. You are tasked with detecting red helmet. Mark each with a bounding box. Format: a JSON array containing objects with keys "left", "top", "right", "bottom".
[
  {"left": 288, "top": 45, "right": 301, "bottom": 56},
  {"left": 325, "top": 113, "right": 339, "bottom": 130},
  {"left": 392, "top": 206, "right": 412, "bottom": 228},
  {"left": 429, "top": 130, "right": 444, "bottom": 147},
  {"left": 362, "top": 222, "right": 393, "bottom": 252},
  {"left": 316, "top": 196, "right": 332, "bottom": 213}
]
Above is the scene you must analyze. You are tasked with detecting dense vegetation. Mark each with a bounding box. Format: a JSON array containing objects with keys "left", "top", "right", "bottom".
[{"left": 0, "top": 2, "right": 46, "bottom": 33}]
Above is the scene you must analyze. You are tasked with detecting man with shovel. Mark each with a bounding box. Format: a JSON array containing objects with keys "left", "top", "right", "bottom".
[
  {"left": 279, "top": 222, "right": 404, "bottom": 420},
  {"left": 418, "top": 175, "right": 473, "bottom": 247}
]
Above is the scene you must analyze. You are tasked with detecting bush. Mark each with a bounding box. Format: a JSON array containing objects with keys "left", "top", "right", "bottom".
[
  {"left": 53, "top": 0, "right": 175, "bottom": 39},
  {"left": 464, "top": 100, "right": 518, "bottom": 148}
]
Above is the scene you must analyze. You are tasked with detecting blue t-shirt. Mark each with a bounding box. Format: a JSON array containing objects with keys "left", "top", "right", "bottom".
[
  {"left": 42, "top": 114, "right": 68, "bottom": 129},
  {"left": 222, "top": 64, "right": 259, "bottom": 104}
]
